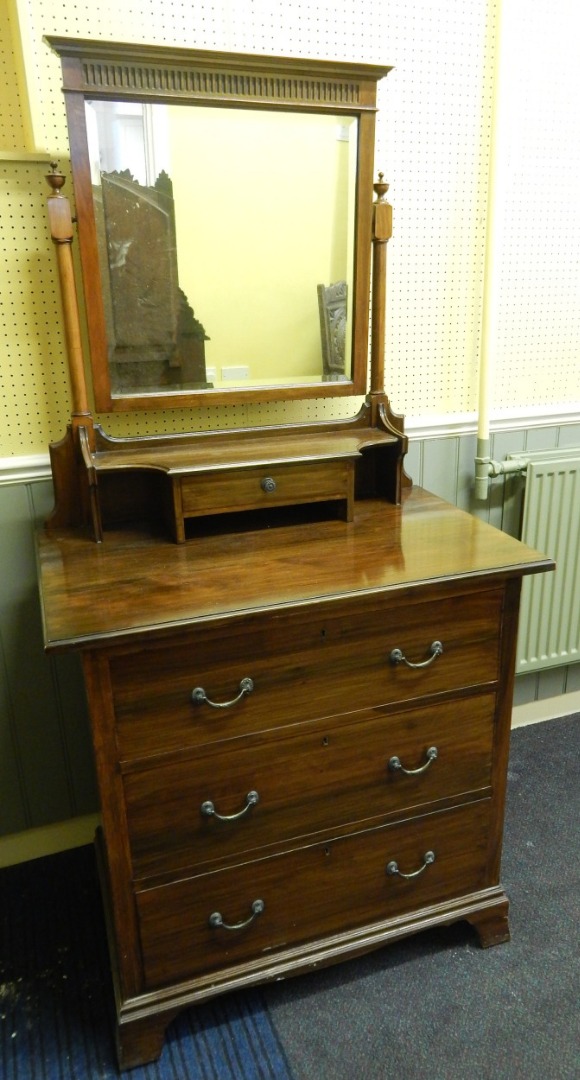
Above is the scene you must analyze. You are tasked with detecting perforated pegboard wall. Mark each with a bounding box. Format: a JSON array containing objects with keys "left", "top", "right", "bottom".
[
  {"left": 0, "top": 159, "right": 73, "bottom": 449},
  {"left": 0, "top": 4, "right": 28, "bottom": 151},
  {"left": 491, "top": 0, "right": 580, "bottom": 415},
  {"left": 1, "top": 0, "right": 578, "bottom": 455},
  {"left": 376, "top": 0, "right": 494, "bottom": 420}
]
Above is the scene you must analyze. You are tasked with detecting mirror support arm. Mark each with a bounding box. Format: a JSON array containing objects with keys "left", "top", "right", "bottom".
[
  {"left": 369, "top": 173, "right": 393, "bottom": 412},
  {"left": 45, "top": 163, "right": 101, "bottom": 537},
  {"left": 46, "top": 163, "right": 93, "bottom": 434}
]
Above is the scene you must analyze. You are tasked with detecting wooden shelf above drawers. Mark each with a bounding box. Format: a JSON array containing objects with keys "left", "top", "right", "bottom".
[{"left": 74, "top": 417, "right": 403, "bottom": 542}]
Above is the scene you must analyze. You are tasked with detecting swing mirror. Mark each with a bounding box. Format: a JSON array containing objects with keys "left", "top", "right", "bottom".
[{"left": 46, "top": 37, "right": 390, "bottom": 411}]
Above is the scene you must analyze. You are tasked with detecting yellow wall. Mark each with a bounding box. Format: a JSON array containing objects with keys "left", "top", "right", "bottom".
[
  {"left": 169, "top": 107, "right": 353, "bottom": 382},
  {"left": 0, "top": 0, "right": 579, "bottom": 457}
]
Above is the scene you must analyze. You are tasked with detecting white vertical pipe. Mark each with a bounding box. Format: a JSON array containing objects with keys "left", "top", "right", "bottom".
[{"left": 476, "top": 0, "right": 507, "bottom": 498}]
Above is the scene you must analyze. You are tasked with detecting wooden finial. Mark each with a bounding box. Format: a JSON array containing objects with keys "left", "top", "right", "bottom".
[
  {"left": 373, "top": 172, "right": 390, "bottom": 202},
  {"left": 46, "top": 162, "right": 66, "bottom": 197},
  {"left": 372, "top": 171, "right": 392, "bottom": 243}
]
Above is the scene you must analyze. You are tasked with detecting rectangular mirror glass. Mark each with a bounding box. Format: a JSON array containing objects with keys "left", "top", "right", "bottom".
[{"left": 86, "top": 100, "right": 358, "bottom": 399}]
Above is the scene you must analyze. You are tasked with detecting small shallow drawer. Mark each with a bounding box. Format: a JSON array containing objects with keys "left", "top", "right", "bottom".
[
  {"left": 108, "top": 587, "right": 504, "bottom": 760},
  {"left": 124, "top": 692, "right": 495, "bottom": 880},
  {"left": 136, "top": 798, "right": 491, "bottom": 990},
  {"left": 176, "top": 460, "right": 354, "bottom": 531}
]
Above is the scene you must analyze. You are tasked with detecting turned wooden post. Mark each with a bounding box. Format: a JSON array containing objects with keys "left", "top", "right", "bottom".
[
  {"left": 46, "top": 163, "right": 92, "bottom": 424},
  {"left": 369, "top": 173, "right": 393, "bottom": 404},
  {"left": 45, "top": 163, "right": 101, "bottom": 538}
]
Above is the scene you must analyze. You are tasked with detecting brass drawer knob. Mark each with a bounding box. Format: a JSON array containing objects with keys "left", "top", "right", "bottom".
[
  {"left": 209, "top": 898, "right": 265, "bottom": 931},
  {"left": 201, "top": 790, "right": 259, "bottom": 822},
  {"left": 386, "top": 850, "right": 436, "bottom": 880},
  {"left": 191, "top": 676, "right": 254, "bottom": 709},
  {"left": 389, "top": 640, "right": 443, "bottom": 669},
  {"left": 389, "top": 746, "right": 438, "bottom": 776}
]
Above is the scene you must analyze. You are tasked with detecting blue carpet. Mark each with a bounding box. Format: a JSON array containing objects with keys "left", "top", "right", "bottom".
[{"left": 0, "top": 843, "right": 293, "bottom": 1079}]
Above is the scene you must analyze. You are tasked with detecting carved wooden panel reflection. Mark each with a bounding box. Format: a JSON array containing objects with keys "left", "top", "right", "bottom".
[{"left": 95, "top": 170, "right": 209, "bottom": 393}]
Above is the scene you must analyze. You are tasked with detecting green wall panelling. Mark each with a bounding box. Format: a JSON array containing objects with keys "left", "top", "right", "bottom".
[
  {"left": 28, "top": 482, "right": 97, "bottom": 813},
  {"left": 403, "top": 438, "right": 422, "bottom": 488},
  {"left": 525, "top": 426, "right": 560, "bottom": 452},
  {"left": 564, "top": 663, "right": 580, "bottom": 693},
  {"left": 512, "top": 672, "right": 540, "bottom": 707},
  {"left": 559, "top": 424, "right": 580, "bottom": 448},
  {"left": 0, "top": 481, "right": 96, "bottom": 835},
  {"left": 536, "top": 666, "right": 569, "bottom": 701},
  {"left": 511, "top": 668, "right": 576, "bottom": 707},
  {"left": 421, "top": 437, "right": 460, "bottom": 505},
  {"left": 456, "top": 432, "right": 480, "bottom": 516},
  {"left": 0, "top": 483, "right": 71, "bottom": 828},
  {"left": 488, "top": 430, "right": 526, "bottom": 531}
]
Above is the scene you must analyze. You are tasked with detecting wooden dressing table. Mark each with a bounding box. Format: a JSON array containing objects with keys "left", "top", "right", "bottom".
[
  {"left": 37, "top": 489, "right": 550, "bottom": 1068},
  {"left": 37, "top": 38, "right": 552, "bottom": 1069}
]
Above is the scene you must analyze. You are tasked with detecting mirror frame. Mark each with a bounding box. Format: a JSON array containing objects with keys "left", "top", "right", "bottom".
[{"left": 46, "top": 37, "right": 391, "bottom": 412}]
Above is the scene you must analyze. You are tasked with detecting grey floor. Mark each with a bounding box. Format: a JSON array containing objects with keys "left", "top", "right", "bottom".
[{"left": 266, "top": 714, "right": 580, "bottom": 1080}]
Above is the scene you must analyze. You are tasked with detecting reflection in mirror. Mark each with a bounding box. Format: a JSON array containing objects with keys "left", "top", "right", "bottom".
[{"left": 86, "top": 100, "right": 358, "bottom": 398}]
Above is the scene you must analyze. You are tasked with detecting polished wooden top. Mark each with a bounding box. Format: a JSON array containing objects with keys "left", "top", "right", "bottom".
[
  {"left": 89, "top": 427, "right": 398, "bottom": 475},
  {"left": 37, "top": 488, "right": 552, "bottom": 652}
]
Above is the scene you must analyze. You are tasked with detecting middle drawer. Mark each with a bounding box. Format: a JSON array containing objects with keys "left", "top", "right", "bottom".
[{"left": 123, "top": 691, "right": 495, "bottom": 880}]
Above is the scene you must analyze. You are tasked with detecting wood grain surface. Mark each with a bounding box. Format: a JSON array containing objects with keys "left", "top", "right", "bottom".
[{"left": 37, "top": 488, "right": 551, "bottom": 651}]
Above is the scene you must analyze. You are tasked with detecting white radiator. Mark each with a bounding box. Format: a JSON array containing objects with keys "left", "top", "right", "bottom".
[{"left": 507, "top": 449, "right": 580, "bottom": 674}]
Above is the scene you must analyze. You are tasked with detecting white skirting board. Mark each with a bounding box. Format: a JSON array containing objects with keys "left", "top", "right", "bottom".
[
  {"left": 0, "top": 814, "right": 101, "bottom": 869},
  {"left": 511, "top": 690, "right": 580, "bottom": 729}
]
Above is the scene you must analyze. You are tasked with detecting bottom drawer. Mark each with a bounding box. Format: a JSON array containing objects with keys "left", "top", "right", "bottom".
[{"left": 137, "top": 798, "right": 491, "bottom": 990}]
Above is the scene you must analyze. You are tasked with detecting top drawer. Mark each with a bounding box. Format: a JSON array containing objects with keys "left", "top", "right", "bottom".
[
  {"left": 179, "top": 460, "right": 353, "bottom": 518},
  {"left": 106, "top": 587, "right": 504, "bottom": 760}
]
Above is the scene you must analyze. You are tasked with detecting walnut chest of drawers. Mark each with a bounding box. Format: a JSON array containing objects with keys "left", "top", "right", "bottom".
[{"left": 37, "top": 488, "right": 552, "bottom": 1069}]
